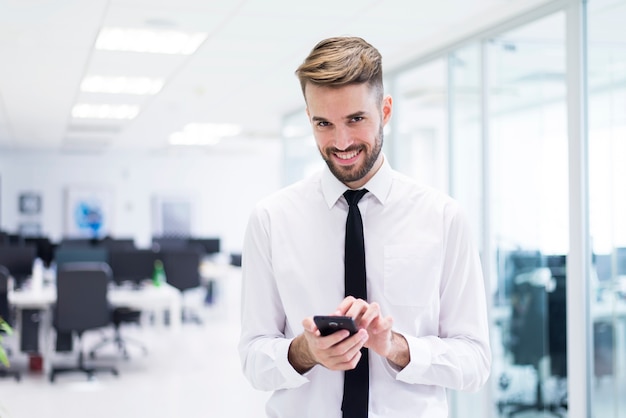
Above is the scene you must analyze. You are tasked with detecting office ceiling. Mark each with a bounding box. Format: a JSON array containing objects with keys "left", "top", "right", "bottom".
[{"left": 0, "top": 0, "right": 551, "bottom": 154}]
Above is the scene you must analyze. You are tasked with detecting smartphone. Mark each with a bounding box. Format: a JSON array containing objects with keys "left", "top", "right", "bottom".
[{"left": 313, "top": 315, "right": 358, "bottom": 336}]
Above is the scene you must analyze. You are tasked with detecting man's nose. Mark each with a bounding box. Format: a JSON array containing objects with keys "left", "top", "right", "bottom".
[{"left": 332, "top": 125, "right": 353, "bottom": 150}]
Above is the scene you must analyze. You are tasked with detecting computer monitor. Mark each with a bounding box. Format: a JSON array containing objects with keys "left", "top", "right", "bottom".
[
  {"left": 109, "top": 249, "right": 159, "bottom": 286},
  {"left": 59, "top": 238, "right": 96, "bottom": 248},
  {"left": 54, "top": 247, "right": 109, "bottom": 269},
  {"left": 0, "top": 245, "right": 37, "bottom": 287},
  {"left": 188, "top": 238, "right": 221, "bottom": 255},
  {"left": 100, "top": 237, "right": 136, "bottom": 251},
  {"left": 24, "top": 236, "right": 55, "bottom": 267},
  {"left": 152, "top": 236, "right": 188, "bottom": 251}
]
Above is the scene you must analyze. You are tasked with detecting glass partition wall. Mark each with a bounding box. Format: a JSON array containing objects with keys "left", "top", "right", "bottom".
[
  {"left": 488, "top": 13, "right": 569, "bottom": 417},
  {"left": 588, "top": 0, "right": 626, "bottom": 416},
  {"left": 449, "top": 45, "right": 483, "bottom": 250},
  {"left": 393, "top": 59, "right": 449, "bottom": 192}
]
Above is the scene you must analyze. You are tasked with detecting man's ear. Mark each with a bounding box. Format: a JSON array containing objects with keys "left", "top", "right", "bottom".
[{"left": 381, "top": 95, "right": 393, "bottom": 125}]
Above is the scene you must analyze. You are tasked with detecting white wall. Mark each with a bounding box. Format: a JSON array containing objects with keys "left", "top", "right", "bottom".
[{"left": 0, "top": 141, "right": 282, "bottom": 253}]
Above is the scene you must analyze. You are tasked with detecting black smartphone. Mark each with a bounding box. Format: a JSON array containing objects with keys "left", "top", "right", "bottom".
[{"left": 313, "top": 315, "right": 358, "bottom": 336}]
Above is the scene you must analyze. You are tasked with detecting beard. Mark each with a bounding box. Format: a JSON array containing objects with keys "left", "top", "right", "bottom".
[{"left": 319, "top": 124, "right": 384, "bottom": 185}]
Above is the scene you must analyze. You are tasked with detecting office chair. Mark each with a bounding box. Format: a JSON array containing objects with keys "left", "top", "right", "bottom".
[
  {"left": 0, "top": 265, "right": 21, "bottom": 381},
  {"left": 89, "top": 249, "right": 156, "bottom": 358},
  {"left": 0, "top": 245, "right": 37, "bottom": 290},
  {"left": 88, "top": 306, "right": 148, "bottom": 360},
  {"left": 49, "top": 262, "right": 119, "bottom": 382},
  {"left": 163, "top": 249, "right": 203, "bottom": 324},
  {"left": 53, "top": 246, "right": 109, "bottom": 270}
]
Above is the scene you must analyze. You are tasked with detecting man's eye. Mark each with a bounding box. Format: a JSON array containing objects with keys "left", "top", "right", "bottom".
[
  {"left": 317, "top": 121, "right": 330, "bottom": 127},
  {"left": 351, "top": 116, "right": 364, "bottom": 122}
]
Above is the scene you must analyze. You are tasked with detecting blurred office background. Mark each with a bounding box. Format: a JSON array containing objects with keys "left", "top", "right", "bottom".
[{"left": 1, "top": 0, "right": 626, "bottom": 417}]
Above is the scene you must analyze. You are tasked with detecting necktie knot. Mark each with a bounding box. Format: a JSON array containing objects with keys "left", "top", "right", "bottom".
[{"left": 344, "top": 189, "right": 368, "bottom": 207}]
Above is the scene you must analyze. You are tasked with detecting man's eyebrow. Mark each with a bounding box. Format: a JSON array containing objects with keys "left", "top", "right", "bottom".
[
  {"left": 345, "top": 111, "right": 367, "bottom": 119},
  {"left": 311, "top": 111, "right": 367, "bottom": 122}
]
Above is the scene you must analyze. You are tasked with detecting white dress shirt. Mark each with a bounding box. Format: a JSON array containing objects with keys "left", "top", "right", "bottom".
[{"left": 239, "top": 157, "right": 491, "bottom": 418}]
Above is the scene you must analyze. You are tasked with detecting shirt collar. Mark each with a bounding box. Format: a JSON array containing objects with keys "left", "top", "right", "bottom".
[{"left": 321, "top": 154, "right": 393, "bottom": 208}]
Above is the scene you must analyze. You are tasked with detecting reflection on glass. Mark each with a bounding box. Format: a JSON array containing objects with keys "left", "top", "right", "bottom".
[
  {"left": 488, "top": 12, "right": 569, "bottom": 417},
  {"left": 588, "top": 0, "right": 626, "bottom": 416},
  {"left": 448, "top": 43, "right": 488, "bottom": 418},
  {"left": 450, "top": 45, "right": 483, "bottom": 249},
  {"left": 394, "top": 59, "right": 449, "bottom": 191}
]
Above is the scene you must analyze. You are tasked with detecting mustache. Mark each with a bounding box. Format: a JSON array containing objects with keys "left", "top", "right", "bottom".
[{"left": 327, "top": 145, "right": 363, "bottom": 154}]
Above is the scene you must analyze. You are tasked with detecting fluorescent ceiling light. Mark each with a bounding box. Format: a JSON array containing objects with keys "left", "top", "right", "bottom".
[
  {"left": 81, "top": 76, "right": 164, "bottom": 95},
  {"left": 169, "top": 123, "right": 242, "bottom": 146},
  {"left": 71, "top": 104, "right": 140, "bottom": 120},
  {"left": 96, "top": 27, "right": 208, "bottom": 55}
]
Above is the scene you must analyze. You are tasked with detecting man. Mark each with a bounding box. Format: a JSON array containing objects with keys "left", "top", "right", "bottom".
[{"left": 239, "top": 36, "right": 491, "bottom": 417}]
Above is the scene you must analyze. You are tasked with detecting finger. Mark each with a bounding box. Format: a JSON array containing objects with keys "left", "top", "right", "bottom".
[
  {"left": 344, "top": 299, "right": 369, "bottom": 324},
  {"left": 370, "top": 315, "right": 393, "bottom": 334},
  {"left": 322, "top": 330, "right": 352, "bottom": 347},
  {"left": 326, "top": 330, "right": 368, "bottom": 368},
  {"left": 302, "top": 317, "right": 317, "bottom": 333},
  {"left": 326, "top": 346, "right": 362, "bottom": 370},
  {"left": 358, "top": 302, "right": 381, "bottom": 328},
  {"left": 334, "top": 296, "right": 357, "bottom": 315}
]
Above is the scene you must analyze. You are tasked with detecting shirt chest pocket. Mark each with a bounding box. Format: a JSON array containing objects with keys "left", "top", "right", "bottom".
[{"left": 383, "top": 243, "right": 442, "bottom": 307}]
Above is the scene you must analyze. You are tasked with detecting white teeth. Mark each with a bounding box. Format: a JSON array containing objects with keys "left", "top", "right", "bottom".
[{"left": 336, "top": 150, "right": 358, "bottom": 160}]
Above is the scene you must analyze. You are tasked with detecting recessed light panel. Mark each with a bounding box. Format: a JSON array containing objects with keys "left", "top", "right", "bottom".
[
  {"left": 95, "top": 27, "right": 208, "bottom": 55},
  {"left": 71, "top": 104, "right": 140, "bottom": 120},
  {"left": 81, "top": 76, "right": 164, "bottom": 95}
]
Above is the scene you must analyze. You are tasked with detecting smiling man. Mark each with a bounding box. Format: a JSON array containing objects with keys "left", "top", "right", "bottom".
[{"left": 239, "top": 36, "right": 491, "bottom": 418}]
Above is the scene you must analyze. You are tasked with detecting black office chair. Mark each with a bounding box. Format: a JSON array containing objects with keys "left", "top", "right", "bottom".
[
  {"left": 163, "top": 249, "right": 203, "bottom": 324},
  {"left": 0, "top": 265, "right": 21, "bottom": 381},
  {"left": 89, "top": 249, "right": 151, "bottom": 359},
  {"left": 88, "top": 306, "right": 148, "bottom": 360},
  {"left": 49, "top": 262, "right": 119, "bottom": 382}
]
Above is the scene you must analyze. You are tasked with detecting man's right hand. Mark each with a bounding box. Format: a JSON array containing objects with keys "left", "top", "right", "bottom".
[{"left": 288, "top": 317, "right": 369, "bottom": 374}]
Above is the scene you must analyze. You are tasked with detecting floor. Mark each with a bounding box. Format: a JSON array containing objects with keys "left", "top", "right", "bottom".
[{"left": 0, "top": 270, "right": 271, "bottom": 418}]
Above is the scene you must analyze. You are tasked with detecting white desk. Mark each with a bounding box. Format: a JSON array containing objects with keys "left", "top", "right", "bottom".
[
  {"left": 7, "top": 282, "right": 182, "bottom": 372},
  {"left": 8, "top": 282, "right": 182, "bottom": 331}
]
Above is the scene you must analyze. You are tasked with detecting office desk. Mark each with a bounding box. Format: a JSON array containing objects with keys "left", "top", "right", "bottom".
[
  {"left": 7, "top": 282, "right": 182, "bottom": 371},
  {"left": 8, "top": 282, "right": 182, "bottom": 330}
]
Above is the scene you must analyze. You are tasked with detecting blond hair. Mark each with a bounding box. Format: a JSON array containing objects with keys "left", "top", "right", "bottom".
[{"left": 295, "top": 36, "right": 383, "bottom": 101}]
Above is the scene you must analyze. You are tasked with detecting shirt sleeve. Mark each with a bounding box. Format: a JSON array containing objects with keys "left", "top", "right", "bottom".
[
  {"left": 394, "top": 203, "right": 492, "bottom": 391},
  {"left": 238, "top": 204, "right": 310, "bottom": 391}
]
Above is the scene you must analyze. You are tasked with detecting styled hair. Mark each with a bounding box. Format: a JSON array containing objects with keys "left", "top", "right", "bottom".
[{"left": 295, "top": 36, "right": 384, "bottom": 101}]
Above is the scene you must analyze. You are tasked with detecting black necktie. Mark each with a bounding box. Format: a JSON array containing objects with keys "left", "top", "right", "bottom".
[{"left": 342, "top": 189, "right": 369, "bottom": 418}]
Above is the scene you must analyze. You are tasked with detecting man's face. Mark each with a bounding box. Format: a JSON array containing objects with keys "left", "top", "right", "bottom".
[{"left": 305, "top": 83, "right": 392, "bottom": 189}]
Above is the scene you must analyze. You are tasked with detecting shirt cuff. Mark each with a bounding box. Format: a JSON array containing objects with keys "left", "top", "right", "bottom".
[
  {"left": 274, "top": 337, "right": 311, "bottom": 388},
  {"left": 395, "top": 335, "right": 432, "bottom": 383}
]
